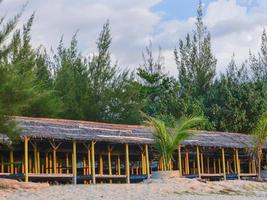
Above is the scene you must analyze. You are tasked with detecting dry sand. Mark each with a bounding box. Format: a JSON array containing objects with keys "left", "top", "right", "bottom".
[{"left": 1, "top": 175, "right": 267, "bottom": 200}]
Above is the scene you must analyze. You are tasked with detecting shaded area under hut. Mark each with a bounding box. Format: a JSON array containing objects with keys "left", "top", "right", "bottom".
[{"left": 0, "top": 116, "right": 267, "bottom": 184}]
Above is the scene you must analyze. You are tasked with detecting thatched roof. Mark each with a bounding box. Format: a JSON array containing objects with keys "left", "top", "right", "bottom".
[
  {"left": 16, "top": 117, "right": 154, "bottom": 144},
  {"left": 0, "top": 116, "right": 265, "bottom": 148},
  {"left": 182, "top": 131, "right": 259, "bottom": 149}
]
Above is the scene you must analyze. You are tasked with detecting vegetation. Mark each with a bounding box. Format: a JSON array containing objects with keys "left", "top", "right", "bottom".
[
  {"left": 144, "top": 114, "right": 204, "bottom": 171},
  {"left": 253, "top": 111, "right": 267, "bottom": 179},
  {"left": 1, "top": 1, "right": 267, "bottom": 143}
]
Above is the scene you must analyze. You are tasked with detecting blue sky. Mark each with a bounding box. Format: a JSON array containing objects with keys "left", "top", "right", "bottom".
[
  {"left": 153, "top": 0, "right": 260, "bottom": 20},
  {"left": 152, "top": 0, "right": 212, "bottom": 20},
  {"left": 1, "top": 0, "right": 267, "bottom": 74}
]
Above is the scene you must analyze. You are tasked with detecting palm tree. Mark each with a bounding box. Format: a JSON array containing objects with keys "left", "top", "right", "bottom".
[
  {"left": 253, "top": 111, "right": 267, "bottom": 180},
  {"left": 144, "top": 115, "right": 204, "bottom": 171}
]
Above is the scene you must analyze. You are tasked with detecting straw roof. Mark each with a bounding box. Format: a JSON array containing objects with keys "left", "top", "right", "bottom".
[
  {"left": 0, "top": 116, "right": 266, "bottom": 148},
  {"left": 16, "top": 116, "right": 154, "bottom": 144},
  {"left": 182, "top": 130, "right": 259, "bottom": 149}
]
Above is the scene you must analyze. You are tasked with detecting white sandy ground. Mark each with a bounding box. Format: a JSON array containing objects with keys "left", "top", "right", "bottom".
[{"left": 1, "top": 177, "right": 267, "bottom": 200}]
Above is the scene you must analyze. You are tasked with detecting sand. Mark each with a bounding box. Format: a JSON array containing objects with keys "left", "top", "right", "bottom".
[{"left": 1, "top": 175, "right": 267, "bottom": 200}]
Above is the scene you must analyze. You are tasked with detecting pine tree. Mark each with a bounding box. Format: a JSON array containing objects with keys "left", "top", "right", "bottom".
[
  {"left": 137, "top": 42, "right": 180, "bottom": 122},
  {"left": 0, "top": 3, "right": 25, "bottom": 140},
  {"left": 174, "top": 1, "right": 216, "bottom": 97},
  {"left": 53, "top": 34, "right": 88, "bottom": 119}
]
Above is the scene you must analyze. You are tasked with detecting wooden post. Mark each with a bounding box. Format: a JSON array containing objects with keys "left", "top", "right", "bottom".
[
  {"left": 145, "top": 144, "right": 150, "bottom": 178},
  {"left": 91, "top": 141, "right": 96, "bottom": 184},
  {"left": 222, "top": 147, "right": 226, "bottom": 180},
  {"left": 87, "top": 144, "right": 91, "bottom": 175},
  {"left": 125, "top": 143, "right": 130, "bottom": 183},
  {"left": 49, "top": 154, "right": 53, "bottom": 174},
  {"left": 53, "top": 148, "right": 57, "bottom": 174},
  {"left": 233, "top": 153, "right": 237, "bottom": 173},
  {"left": 185, "top": 149, "right": 189, "bottom": 174},
  {"left": 196, "top": 146, "right": 201, "bottom": 178},
  {"left": 10, "top": 150, "right": 14, "bottom": 174},
  {"left": 178, "top": 145, "right": 182, "bottom": 176},
  {"left": 108, "top": 145, "right": 112, "bottom": 183},
  {"left": 37, "top": 150, "right": 40, "bottom": 173},
  {"left": 33, "top": 142, "right": 38, "bottom": 173},
  {"left": 201, "top": 152, "right": 204, "bottom": 174},
  {"left": 72, "top": 141, "right": 77, "bottom": 184},
  {"left": 45, "top": 153, "right": 48, "bottom": 174},
  {"left": 235, "top": 148, "right": 240, "bottom": 180},
  {"left": 117, "top": 154, "right": 121, "bottom": 175},
  {"left": 99, "top": 153, "right": 103, "bottom": 175},
  {"left": 24, "top": 136, "right": 29, "bottom": 182}
]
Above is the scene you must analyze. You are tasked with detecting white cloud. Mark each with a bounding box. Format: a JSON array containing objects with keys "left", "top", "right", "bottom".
[{"left": 1, "top": 0, "right": 267, "bottom": 76}]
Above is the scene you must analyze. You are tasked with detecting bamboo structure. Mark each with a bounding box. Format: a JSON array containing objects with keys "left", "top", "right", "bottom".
[
  {"left": 72, "top": 141, "right": 77, "bottom": 184},
  {"left": 24, "top": 136, "right": 29, "bottom": 182},
  {"left": 125, "top": 143, "right": 130, "bottom": 183},
  {"left": 196, "top": 146, "right": 201, "bottom": 178},
  {"left": 1, "top": 116, "right": 265, "bottom": 184},
  {"left": 222, "top": 147, "right": 226, "bottom": 180}
]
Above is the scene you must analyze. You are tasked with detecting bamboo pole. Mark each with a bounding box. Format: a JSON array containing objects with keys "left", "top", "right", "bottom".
[
  {"left": 145, "top": 144, "right": 150, "bottom": 177},
  {"left": 108, "top": 145, "right": 112, "bottom": 183},
  {"left": 24, "top": 136, "right": 29, "bottom": 182},
  {"left": 99, "top": 153, "right": 103, "bottom": 175},
  {"left": 87, "top": 144, "right": 91, "bottom": 175},
  {"left": 45, "top": 153, "right": 48, "bottom": 174},
  {"left": 49, "top": 154, "right": 53, "bottom": 174},
  {"left": 72, "top": 141, "right": 77, "bottom": 184},
  {"left": 108, "top": 145, "right": 112, "bottom": 176},
  {"left": 235, "top": 149, "right": 240, "bottom": 180},
  {"left": 201, "top": 152, "right": 204, "bottom": 174},
  {"left": 125, "top": 143, "right": 130, "bottom": 183},
  {"left": 197, "top": 146, "right": 201, "bottom": 178},
  {"left": 37, "top": 150, "right": 40, "bottom": 173},
  {"left": 10, "top": 150, "right": 14, "bottom": 174},
  {"left": 117, "top": 154, "right": 121, "bottom": 175},
  {"left": 233, "top": 153, "right": 237, "bottom": 173},
  {"left": 141, "top": 151, "right": 144, "bottom": 174},
  {"left": 186, "top": 149, "right": 189, "bottom": 174},
  {"left": 178, "top": 145, "right": 182, "bottom": 176},
  {"left": 32, "top": 142, "right": 38, "bottom": 174},
  {"left": 83, "top": 157, "right": 86, "bottom": 176},
  {"left": 222, "top": 147, "right": 226, "bottom": 180},
  {"left": 91, "top": 141, "right": 96, "bottom": 184},
  {"left": 53, "top": 147, "right": 57, "bottom": 174}
]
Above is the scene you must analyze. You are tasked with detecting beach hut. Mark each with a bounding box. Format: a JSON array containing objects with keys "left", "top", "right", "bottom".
[{"left": 0, "top": 116, "right": 266, "bottom": 183}]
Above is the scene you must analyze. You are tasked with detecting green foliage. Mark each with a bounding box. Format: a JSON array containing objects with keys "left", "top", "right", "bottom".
[
  {"left": 174, "top": 1, "right": 216, "bottom": 97},
  {"left": 2, "top": 0, "right": 267, "bottom": 144},
  {"left": 137, "top": 42, "right": 180, "bottom": 119},
  {"left": 144, "top": 114, "right": 204, "bottom": 170}
]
